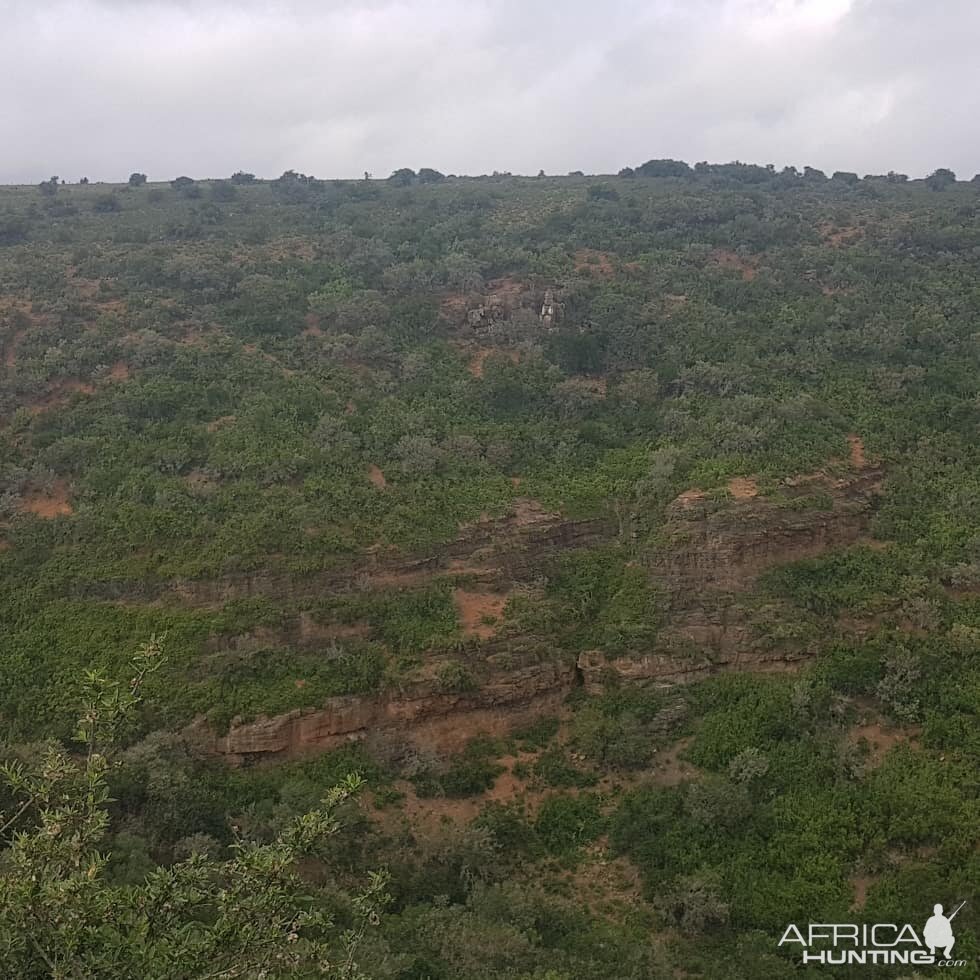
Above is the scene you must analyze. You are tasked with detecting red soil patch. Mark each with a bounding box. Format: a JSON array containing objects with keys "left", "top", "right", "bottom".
[
  {"left": 4, "top": 330, "right": 26, "bottom": 368},
  {"left": 710, "top": 248, "right": 758, "bottom": 281},
  {"left": 467, "top": 348, "right": 491, "bottom": 378},
  {"left": 62, "top": 380, "right": 95, "bottom": 397},
  {"left": 728, "top": 476, "right": 759, "bottom": 500},
  {"left": 576, "top": 376, "right": 607, "bottom": 397},
  {"left": 453, "top": 588, "right": 508, "bottom": 639},
  {"left": 109, "top": 362, "right": 130, "bottom": 381},
  {"left": 373, "top": 752, "right": 553, "bottom": 832},
  {"left": 574, "top": 249, "right": 615, "bottom": 278},
  {"left": 847, "top": 718, "right": 920, "bottom": 767},
  {"left": 21, "top": 380, "right": 96, "bottom": 417},
  {"left": 820, "top": 223, "right": 863, "bottom": 248},
  {"left": 510, "top": 476, "right": 522, "bottom": 488},
  {"left": 851, "top": 874, "right": 877, "bottom": 910},
  {"left": 847, "top": 434, "right": 867, "bottom": 468},
  {"left": 484, "top": 276, "right": 525, "bottom": 307},
  {"left": 439, "top": 292, "right": 472, "bottom": 319},
  {"left": 302, "top": 313, "right": 323, "bottom": 337},
  {"left": 19, "top": 481, "right": 73, "bottom": 519},
  {"left": 511, "top": 497, "right": 554, "bottom": 527},
  {"left": 367, "top": 464, "right": 387, "bottom": 489},
  {"left": 675, "top": 488, "right": 706, "bottom": 509},
  {"left": 344, "top": 400, "right": 357, "bottom": 416},
  {"left": 0, "top": 539, "right": 11, "bottom": 552}
]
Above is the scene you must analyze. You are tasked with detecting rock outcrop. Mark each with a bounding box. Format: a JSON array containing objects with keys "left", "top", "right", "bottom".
[
  {"left": 577, "top": 644, "right": 809, "bottom": 693},
  {"left": 653, "top": 467, "right": 884, "bottom": 592},
  {"left": 190, "top": 657, "right": 576, "bottom": 765},
  {"left": 189, "top": 465, "right": 885, "bottom": 762},
  {"left": 77, "top": 500, "right": 611, "bottom": 607},
  {"left": 584, "top": 465, "right": 885, "bottom": 689}
]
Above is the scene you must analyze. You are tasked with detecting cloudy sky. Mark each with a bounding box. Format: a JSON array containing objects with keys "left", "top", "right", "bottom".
[{"left": 2, "top": 0, "right": 977, "bottom": 183}]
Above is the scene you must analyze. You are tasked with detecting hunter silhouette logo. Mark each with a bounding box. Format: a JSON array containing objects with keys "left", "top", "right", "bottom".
[
  {"left": 778, "top": 901, "right": 968, "bottom": 967},
  {"left": 924, "top": 902, "right": 964, "bottom": 959}
]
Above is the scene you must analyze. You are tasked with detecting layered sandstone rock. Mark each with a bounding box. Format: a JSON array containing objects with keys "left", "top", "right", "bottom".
[
  {"left": 190, "top": 466, "right": 884, "bottom": 761},
  {"left": 79, "top": 500, "right": 610, "bottom": 607},
  {"left": 193, "top": 657, "right": 576, "bottom": 765},
  {"left": 583, "top": 466, "right": 885, "bottom": 689}
]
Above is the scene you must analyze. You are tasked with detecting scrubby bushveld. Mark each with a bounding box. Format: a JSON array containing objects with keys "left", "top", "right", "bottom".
[{"left": 1, "top": 165, "right": 978, "bottom": 977}]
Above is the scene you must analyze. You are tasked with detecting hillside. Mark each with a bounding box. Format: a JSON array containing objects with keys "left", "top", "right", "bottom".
[{"left": 1, "top": 167, "right": 979, "bottom": 977}]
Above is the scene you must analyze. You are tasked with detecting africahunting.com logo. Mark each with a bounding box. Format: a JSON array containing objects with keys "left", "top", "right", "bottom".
[{"left": 779, "top": 901, "right": 969, "bottom": 967}]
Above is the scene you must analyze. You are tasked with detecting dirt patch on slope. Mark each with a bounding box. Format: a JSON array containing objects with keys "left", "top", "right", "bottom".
[
  {"left": 368, "top": 464, "right": 387, "bottom": 489},
  {"left": 21, "top": 380, "right": 96, "bottom": 417},
  {"left": 4, "top": 330, "right": 27, "bottom": 368},
  {"left": 19, "top": 481, "right": 73, "bottom": 518},
  {"left": 485, "top": 276, "right": 525, "bottom": 307},
  {"left": 440, "top": 292, "right": 472, "bottom": 320},
  {"left": 710, "top": 249, "right": 758, "bottom": 281},
  {"left": 674, "top": 488, "right": 706, "bottom": 509},
  {"left": 574, "top": 249, "right": 615, "bottom": 278},
  {"left": 850, "top": 874, "right": 878, "bottom": 910},
  {"left": 847, "top": 434, "right": 867, "bottom": 469},
  {"left": 847, "top": 718, "right": 920, "bottom": 767},
  {"left": 511, "top": 497, "right": 555, "bottom": 527},
  {"left": 728, "top": 477, "right": 759, "bottom": 499},
  {"left": 303, "top": 313, "right": 323, "bottom": 337},
  {"left": 820, "top": 223, "right": 864, "bottom": 247},
  {"left": 467, "top": 348, "right": 492, "bottom": 379},
  {"left": 109, "top": 362, "right": 130, "bottom": 381},
  {"left": 454, "top": 589, "right": 508, "bottom": 638},
  {"left": 374, "top": 751, "right": 556, "bottom": 833},
  {"left": 573, "top": 376, "right": 607, "bottom": 398}
]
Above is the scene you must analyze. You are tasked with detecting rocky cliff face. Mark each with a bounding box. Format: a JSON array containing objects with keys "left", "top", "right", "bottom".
[
  {"left": 191, "top": 466, "right": 884, "bottom": 762},
  {"left": 190, "top": 657, "right": 576, "bottom": 764},
  {"left": 80, "top": 499, "right": 609, "bottom": 607},
  {"left": 577, "top": 642, "right": 809, "bottom": 693},
  {"left": 653, "top": 468, "right": 883, "bottom": 592},
  {"left": 584, "top": 466, "right": 885, "bottom": 689}
]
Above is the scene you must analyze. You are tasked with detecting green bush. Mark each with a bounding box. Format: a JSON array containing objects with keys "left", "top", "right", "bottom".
[{"left": 534, "top": 793, "right": 603, "bottom": 855}]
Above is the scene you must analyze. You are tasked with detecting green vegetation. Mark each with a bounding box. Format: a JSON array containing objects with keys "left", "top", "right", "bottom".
[
  {"left": 0, "top": 641, "right": 389, "bottom": 978},
  {"left": 1, "top": 165, "right": 979, "bottom": 976}
]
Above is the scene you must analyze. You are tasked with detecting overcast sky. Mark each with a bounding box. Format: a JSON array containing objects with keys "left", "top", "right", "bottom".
[{"left": 2, "top": 0, "right": 977, "bottom": 184}]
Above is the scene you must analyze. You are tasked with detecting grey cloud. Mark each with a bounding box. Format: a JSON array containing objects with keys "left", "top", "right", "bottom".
[{"left": 1, "top": 0, "right": 977, "bottom": 183}]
